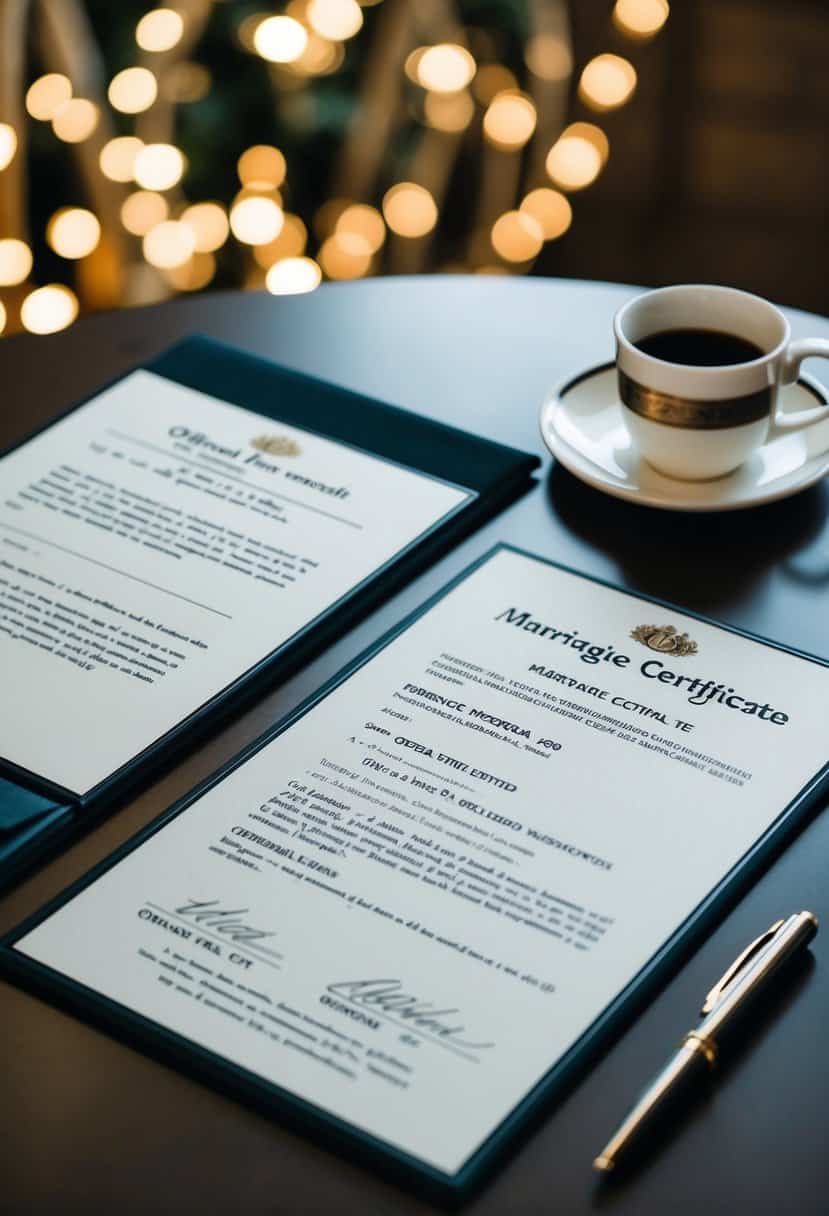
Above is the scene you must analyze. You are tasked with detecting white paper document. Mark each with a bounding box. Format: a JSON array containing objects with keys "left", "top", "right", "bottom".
[
  {"left": 0, "top": 369, "right": 468, "bottom": 794},
  {"left": 14, "top": 549, "right": 828, "bottom": 1175}
]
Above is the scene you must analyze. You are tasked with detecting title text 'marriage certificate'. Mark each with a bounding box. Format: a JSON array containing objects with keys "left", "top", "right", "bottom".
[
  {"left": 0, "top": 369, "right": 468, "bottom": 794},
  {"left": 15, "top": 548, "right": 829, "bottom": 1175}
]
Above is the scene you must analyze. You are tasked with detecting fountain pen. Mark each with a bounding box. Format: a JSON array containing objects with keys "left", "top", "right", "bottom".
[{"left": 593, "top": 910, "right": 818, "bottom": 1174}]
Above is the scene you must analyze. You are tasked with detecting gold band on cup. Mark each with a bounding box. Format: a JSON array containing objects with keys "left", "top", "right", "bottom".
[{"left": 618, "top": 369, "right": 772, "bottom": 431}]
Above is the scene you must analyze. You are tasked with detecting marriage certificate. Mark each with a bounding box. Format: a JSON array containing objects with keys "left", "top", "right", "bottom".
[{"left": 10, "top": 547, "right": 829, "bottom": 1180}]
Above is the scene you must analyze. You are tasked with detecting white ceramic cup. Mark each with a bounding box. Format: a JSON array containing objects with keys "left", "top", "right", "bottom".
[{"left": 613, "top": 284, "right": 829, "bottom": 480}]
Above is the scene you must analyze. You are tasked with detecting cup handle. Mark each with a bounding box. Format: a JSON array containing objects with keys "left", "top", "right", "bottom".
[{"left": 775, "top": 338, "right": 829, "bottom": 431}]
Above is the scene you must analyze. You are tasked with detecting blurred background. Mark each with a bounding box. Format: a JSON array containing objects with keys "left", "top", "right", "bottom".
[{"left": 0, "top": 0, "right": 826, "bottom": 337}]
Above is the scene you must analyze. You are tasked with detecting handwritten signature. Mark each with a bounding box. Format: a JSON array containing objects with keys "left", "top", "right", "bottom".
[
  {"left": 174, "top": 898, "right": 275, "bottom": 946},
  {"left": 327, "top": 978, "right": 494, "bottom": 1051}
]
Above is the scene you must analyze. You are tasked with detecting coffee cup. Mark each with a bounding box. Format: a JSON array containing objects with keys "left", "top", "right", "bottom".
[{"left": 613, "top": 284, "right": 829, "bottom": 480}]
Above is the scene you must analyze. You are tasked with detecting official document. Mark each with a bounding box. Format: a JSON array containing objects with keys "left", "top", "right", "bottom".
[
  {"left": 12, "top": 548, "right": 829, "bottom": 1177},
  {"left": 0, "top": 369, "right": 468, "bottom": 794}
]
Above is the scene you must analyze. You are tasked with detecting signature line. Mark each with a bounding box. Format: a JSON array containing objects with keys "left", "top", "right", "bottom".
[
  {"left": 145, "top": 901, "right": 283, "bottom": 970},
  {"left": 328, "top": 992, "right": 481, "bottom": 1063},
  {"left": 0, "top": 522, "right": 233, "bottom": 620}
]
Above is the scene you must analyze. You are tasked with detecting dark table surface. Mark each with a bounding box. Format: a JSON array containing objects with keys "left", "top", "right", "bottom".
[{"left": 2, "top": 277, "right": 829, "bottom": 1216}]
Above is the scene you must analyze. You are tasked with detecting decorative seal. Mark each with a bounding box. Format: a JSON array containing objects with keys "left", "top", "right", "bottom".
[
  {"left": 631, "top": 624, "right": 698, "bottom": 657},
  {"left": 618, "top": 369, "right": 770, "bottom": 430},
  {"left": 250, "top": 434, "right": 302, "bottom": 457}
]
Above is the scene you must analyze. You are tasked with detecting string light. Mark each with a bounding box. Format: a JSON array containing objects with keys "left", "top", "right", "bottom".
[
  {"left": 108, "top": 67, "right": 158, "bottom": 114},
  {"left": 546, "top": 123, "right": 608, "bottom": 191},
  {"left": 136, "top": 8, "right": 185, "bottom": 53},
  {"left": 99, "top": 136, "right": 144, "bottom": 182},
  {"left": 266, "top": 256, "right": 322, "bottom": 294},
  {"left": 254, "top": 16, "right": 308, "bottom": 63},
  {"left": 181, "top": 203, "right": 229, "bottom": 252},
  {"left": 319, "top": 234, "right": 371, "bottom": 279},
  {"left": 143, "top": 220, "right": 197, "bottom": 268},
  {"left": 253, "top": 213, "right": 308, "bottom": 267},
  {"left": 52, "top": 99, "right": 99, "bottom": 142},
  {"left": 230, "top": 196, "right": 284, "bottom": 244},
  {"left": 382, "top": 183, "right": 438, "bottom": 237},
  {"left": 578, "top": 54, "right": 637, "bottom": 110},
  {"left": 0, "top": 239, "right": 32, "bottom": 285},
  {"left": 238, "top": 145, "right": 286, "bottom": 190},
  {"left": 524, "top": 34, "right": 573, "bottom": 81},
  {"left": 491, "top": 211, "right": 543, "bottom": 262},
  {"left": 483, "top": 91, "right": 537, "bottom": 150},
  {"left": 133, "top": 143, "right": 186, "bottom": 190},
  {"left": 20, "top": 285, "right": 79, "bottom": 334},
  {"left": 613, "top": 0, "right": 669, "bottom": 38},
  {"left": 306, "top": 0, "right": 363, "bottom": 42},
  {"left": 424, "top": 90, "right": 474, "bottom": 133},
  {"left": 417, "top": 44, "right": 476, "bottom": 94},
  {"left": 0, "top": 124, "right": 17, "bottom": 170},
  {"left": 121, "top": 191, "right": 169, "bottom": 236},
  {"left": 25, "top": 74, "right": 72, "bottom": 121},
  {"left": 47, "top": 208, "right": 101, "bottom": 259},
  {"left": 520, "top": 189, "right": 572, "bottom": 240}
]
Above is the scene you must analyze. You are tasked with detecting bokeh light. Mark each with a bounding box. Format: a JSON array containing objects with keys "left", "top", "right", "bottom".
[
  {"left": 491, "top": 211, "right": 543, "bottom": 262},
  {"left": 307, "top": 0, "right": 363, "bottom": 42},
  {"left": 613, "top": 0, "right": 670, "bottom": 38},
  {"left": 143, "top": 220, "right": 197, "bottom": 269},
  {"left": 134, "top": 143, "right": 186, "bottom": 190},
  {"left": 99, "top": 136, "right": 144, "bottom": 182},
  {"left": 20, "top": 285, "right": 79, "bottom": 334},
  {"left": 254, "top": 16, "right": 308, "bottom": 63},
  {"left": 519, "top": 189, "right": 572, "bottom": 240},
  {"left": 424, "top": 90, "right": 475, "bottom": 133},
  {"left": 472, "top": 64, "right": 518, "bottom": 106},
  {"left": 230, "top": 196, "right": 285, "bottom": 244},
  {"left": 336, "top": 204, "right": 385, "bottom": 254},
  {"left": 238, "top": 145, "right": 287, "bottom": 190},
  {"left": 483, "top": 91, "right": 537, "bottom": 150},
  {"left": 181, "top": 202, "right": 230, "bottom": 252},
  {"left": 382, "top": 183, "right": 438, "bottom": 238},
  {"left": 319, "top": 234, "right": 372, "bottom": 279},
  {"left": 136, "top": 8, "right": 185, "bottom": 53},
  {"left": 524, "top": 34, "right": 573, "bottom": 81},
  {"left": 266, "top": 256, "right": 322, "bottom": 294},
  {"left": 253, "top": 213, "right": 308, "bottom": 267},
  {"left": 25, "top": 74, "right": 72, "bottom": 121},
  {"left": 0, "top": 238, "right": 33, "bottom": 285},
  {"left": 121, "top": 191, "right": 169, "bottom": 236},
  {"left": 292, "top": 33, "right": 343, "bottom": 76},
  {"left": 0, "top": 301, "right": 5, "bottom": 335},
  {"left": 52, "top": 99, "right": 99, "bottom": 142},
  {"left": 163, "top": 252, "right": 217, "bottom": 291},
  {"left": 108, "top": 67, "right": 158, "bottom": 114},
  {"left": 160, "top": 62, "right": 211, "bottom": 102},
  {"left": 417, "top": 44, "right": 476, "bottom": 94},
  {"left": 0, "top": 124, "right": 17, "bottom": 170},
  {"left": 579, "top": 54, "right": 637, "bottom": 110},
  {"left": 47, "top": 208, "right": 101, "bottom": 259},
  {"left": 546, "top": 123, "right": 608, "bottom": 190}
]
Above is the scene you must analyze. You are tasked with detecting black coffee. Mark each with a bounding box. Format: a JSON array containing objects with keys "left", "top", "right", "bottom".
[{"left": 634, "top": 327, "right": 764, "bottom": 367}]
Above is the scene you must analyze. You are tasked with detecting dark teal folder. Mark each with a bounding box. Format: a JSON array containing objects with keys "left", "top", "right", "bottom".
[
  {"left": 0, "top": 339, "right": 538, "bottom": 888},
  {"left": 2, "top": 545, "right": 827, "bottom": 1201}
]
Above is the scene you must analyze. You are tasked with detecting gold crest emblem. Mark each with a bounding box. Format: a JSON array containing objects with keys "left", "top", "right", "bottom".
[
  {"left": 250, "top": 434, "right": 302, "bottom": 457},
  {"left": 631, "top": 624, "right": 698, "bottom": 657}
]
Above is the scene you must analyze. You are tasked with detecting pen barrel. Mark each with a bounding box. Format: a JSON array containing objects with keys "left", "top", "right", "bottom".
[{"left": 594, "top": 1039, "right": 711, "bottom": 1173}]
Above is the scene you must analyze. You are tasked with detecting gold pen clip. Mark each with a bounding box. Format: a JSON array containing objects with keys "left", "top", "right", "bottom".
[{"left": 700, "top": 919, "right": 786, "bottom": 1015}]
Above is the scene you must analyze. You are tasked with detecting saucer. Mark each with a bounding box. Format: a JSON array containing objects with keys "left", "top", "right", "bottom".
[{"left": 539, "top": 362, "right": 829, "bottom": 512}]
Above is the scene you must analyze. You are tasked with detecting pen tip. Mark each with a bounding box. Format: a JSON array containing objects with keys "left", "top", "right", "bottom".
[{"left": 593, "top": 1155, "right": 615, "bottom": 1174}]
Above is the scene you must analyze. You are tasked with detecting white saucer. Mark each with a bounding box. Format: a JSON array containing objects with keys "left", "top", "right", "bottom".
[{"left": 539, "top": 362, "right": 829, "bottom": 512}]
